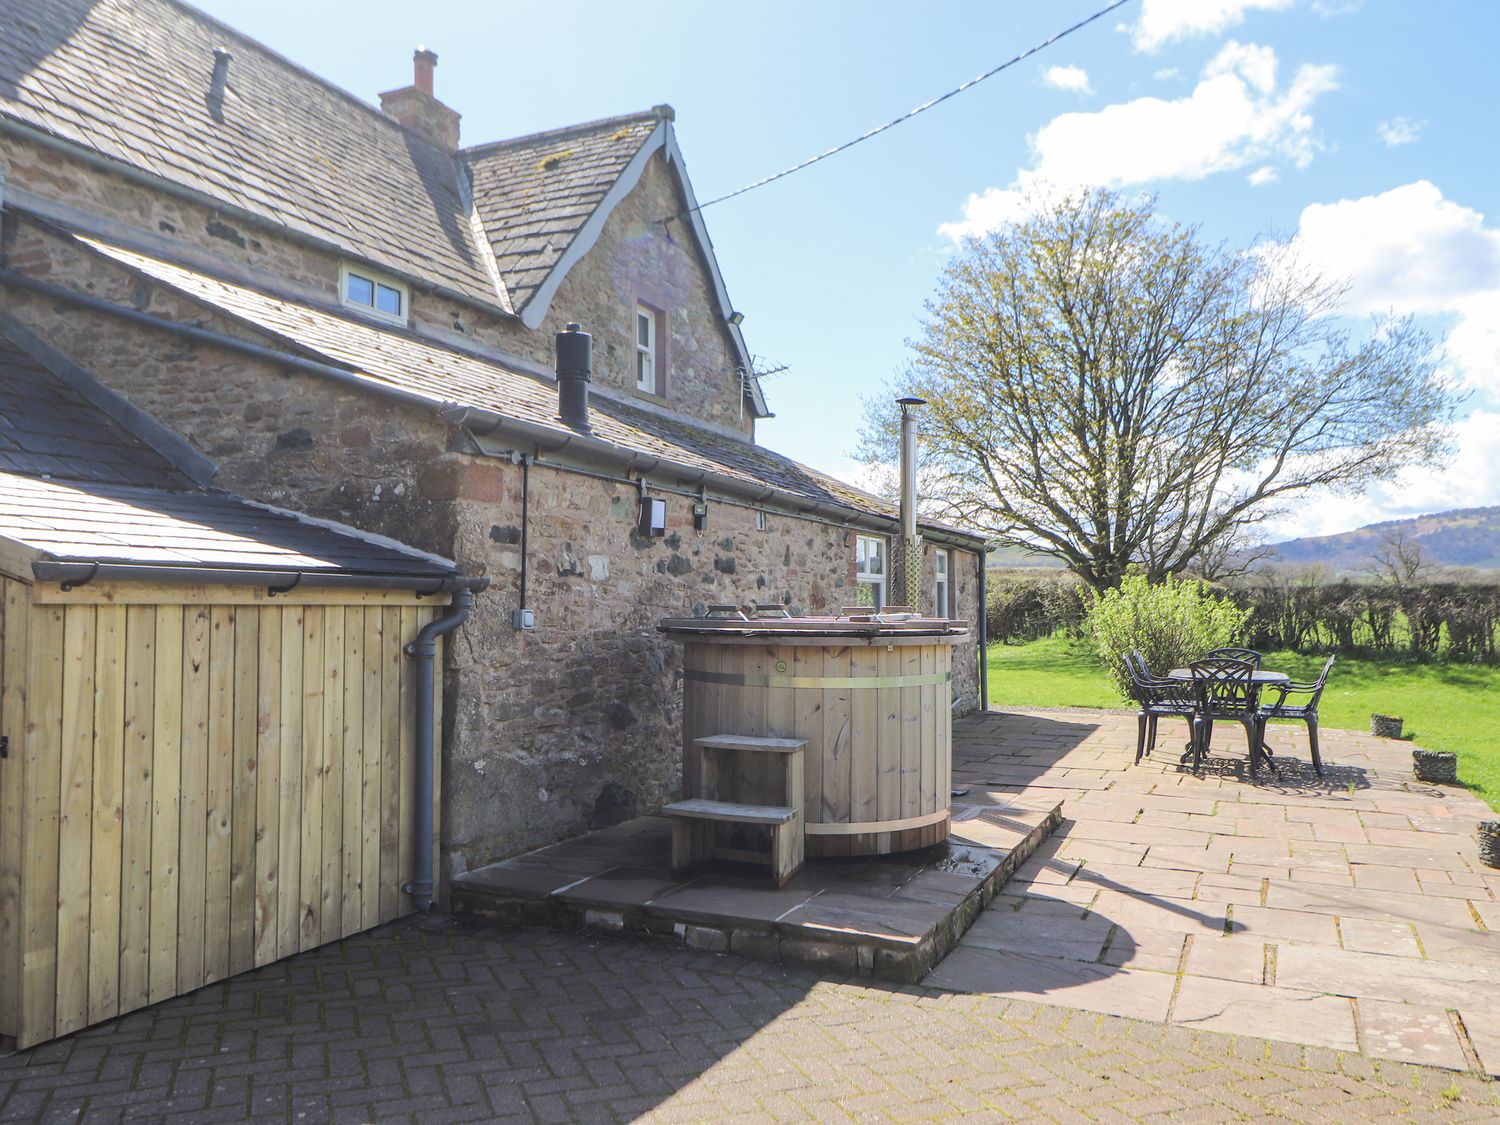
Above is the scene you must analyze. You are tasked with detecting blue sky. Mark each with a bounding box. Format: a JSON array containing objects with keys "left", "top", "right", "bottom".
[{"left": 192, "top": 0, "right": 1500, "bottom": 541}]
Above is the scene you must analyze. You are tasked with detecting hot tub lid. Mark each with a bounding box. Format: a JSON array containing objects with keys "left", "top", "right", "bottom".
[{"left": 658, "top": 603, "right": 968, "bottom": 639}]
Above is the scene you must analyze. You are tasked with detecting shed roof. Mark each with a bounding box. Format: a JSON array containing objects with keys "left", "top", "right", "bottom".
[{"left": 0, "top": 315, "right": 460, "bottom": 585}]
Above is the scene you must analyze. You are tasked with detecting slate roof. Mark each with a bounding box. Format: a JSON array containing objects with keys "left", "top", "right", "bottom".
[
  {"left": 81, "top": 236, "right": 979, "bottom": 543},
  {"left": 0, "top": 0, "right": 506, "bottom": 309},
  {"left": 0, "top": 316, "right": 459, "bottom": 581},
  {"left": 465, "top": 112, "right": 662, "bottom": 311},
  {"left": 0, "top": 473, "right": 453, "bottom": 576},
  {"left": 0, "top": 330, "right": 193, "bottom": 487}
]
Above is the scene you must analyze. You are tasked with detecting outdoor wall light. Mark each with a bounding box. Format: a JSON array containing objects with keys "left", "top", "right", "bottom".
[
  {"left": 692, "top": 499, "right": 709, "bottom": 531},
  {"left": 639, "top": 495, "right": 667, "bottom": 537}
]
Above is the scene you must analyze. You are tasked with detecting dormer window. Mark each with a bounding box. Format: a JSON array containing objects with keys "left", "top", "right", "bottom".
[
  {"left": 635, "top": 302, "right": 664, "bottom": 395},
  {"left": 341, "top": 264, "right": 408, "bottom": 324}
]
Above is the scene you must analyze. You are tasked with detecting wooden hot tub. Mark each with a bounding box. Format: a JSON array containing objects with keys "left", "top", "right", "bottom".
[{"left": 659, "top": 610, "right": 967, "bottom": 857}]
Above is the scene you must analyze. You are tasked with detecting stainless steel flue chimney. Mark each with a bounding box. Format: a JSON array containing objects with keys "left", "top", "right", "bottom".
[{"left": 897, "top": 396, "right": 926, "bottom": 609}]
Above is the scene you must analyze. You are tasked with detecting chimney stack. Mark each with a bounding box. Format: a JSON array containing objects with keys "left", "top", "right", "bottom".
[
  {"left": 379, "top": 47, "right": 460, "bottom": 150},
  {"left": 413, "top": 47, "right": 436, "bottom": 95}
]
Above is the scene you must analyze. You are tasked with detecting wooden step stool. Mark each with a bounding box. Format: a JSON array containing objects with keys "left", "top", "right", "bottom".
[{"left": 663, "top": 734, "right": 806, "bottom": 886}]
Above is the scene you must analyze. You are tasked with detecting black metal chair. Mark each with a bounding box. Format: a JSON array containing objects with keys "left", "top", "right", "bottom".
[
  {"left": 1257, "top": 656, "right": 1336, "bottom": 776},
  {"left": 1188, "top": 657, "right": 1265, "bottom": 778},
  {"left": 1124, "top": 651, "right": 1197, "bottom": 765},
  {"left": 1205, "top": 646, "right": 1264, "bottom": 668}
]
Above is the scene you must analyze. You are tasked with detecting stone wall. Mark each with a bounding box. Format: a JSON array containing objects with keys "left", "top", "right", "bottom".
[{"left": 434, "top": 459, "right": 866, "bottom": 869}]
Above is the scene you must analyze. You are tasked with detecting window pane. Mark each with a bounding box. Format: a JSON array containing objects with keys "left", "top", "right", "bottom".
[
  {"left": 375, "top": 283, "right": 403, "bottom": 316},
  {"left": 345, "top": 273, "right": 374, "bottom": 306},
  {"left": 867, "top": 552, "right": 882, "bottom": 576},
  {"left": 935, "top": 552, "right": 947, "bottom": 578},
  {"left": 638, "top": 312, "right": 652, "bottom": 347},
  {"left": 637, "top": 352, "right": 652, "bottom": 389}
]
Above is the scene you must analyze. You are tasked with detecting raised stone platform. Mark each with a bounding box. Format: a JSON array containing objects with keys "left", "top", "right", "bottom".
[{"left": 451, "top": 801, "right": 1063, "bottom": 983}]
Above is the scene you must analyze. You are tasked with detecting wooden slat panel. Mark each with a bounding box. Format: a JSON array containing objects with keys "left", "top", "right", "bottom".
[
  {"left": 203, "top": 606, "right": 236, "bottom": 984},
  {"left": 228, "top": 608, "right": 258, "bottom": 977},
  {"left": 298, "top": 608, "right": 324, "bottom": 951},
  {"left": 900, "top": 647, "right": 921, "bottom": 819},
  {"left": 764, "top": 647, "right": 797, "bottom": 817},
  {"left": 875, "top": 645, "right": 900, "bottom": 831},
  {"left": 680, "top": 642, "right": 699, "bottom": 798},
  {"left": 0, "top": 581, "right": 30, "bottom": 1041},
  {"left": 87, "top": 604, "right": 125, "bottom": 1026},
  {"left": 733, "top": 645, "right": 768, "bottom": 805},
  {"left": 118, "top": 605, "right": 155, "bottom": 1012},
  {"left": 396, "top": 606, "right": 415, "bottom": 915},
  {"left": 252, "top": 607, "right": 280, "bottom": 968},
  {"left": 920, "top": 647, "right": 936, "bottom": 815},
  {"left": 21, "top": 603, "right": 64, "bottom": 1046},
  {"left": 175, "top": 607, "right": 210, "bottom": 994},
  {"left": 276, "top": 606, "right": 304, "bottom": 959},
  {"left": 849, "top": 646, "right": 879, "bottom": 828},
  {"left": 360, "top": 609, "right": 381, "bottom": 930},
  {"left": 147, "top": 603, "right": 182, "bottom": 1008},
  {"left": 820, "top": 646, "right": 852, "bottom": 858},
  {"left": 378, "top": 607, "right": 400, "bottom": 923},
  {"left": 341, "top": 608, "right": 365, "bottom": 938},
  {"left": 55, "top": 604, "right": 96, "bottom": 1036},
  {"left": 320, "top": 607, "right": 345, "bottom": 943}
]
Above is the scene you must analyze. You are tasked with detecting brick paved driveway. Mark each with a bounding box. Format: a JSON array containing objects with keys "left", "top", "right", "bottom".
[
  {"left": 2, "top": 918, "right": 1496, "bottom": 1123},
  {"left": 934, "top": 709, "right": 1500, "bottom": 1078}
]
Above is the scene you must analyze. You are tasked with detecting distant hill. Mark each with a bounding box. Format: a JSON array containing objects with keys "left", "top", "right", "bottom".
[{"left": 1262, "top": 507, "right": 1500, "bottom": 573}]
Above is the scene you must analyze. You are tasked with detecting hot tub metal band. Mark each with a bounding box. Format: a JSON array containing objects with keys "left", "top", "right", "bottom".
[{"left": 684, "top": 668, "right": 952, "bottom": 690}]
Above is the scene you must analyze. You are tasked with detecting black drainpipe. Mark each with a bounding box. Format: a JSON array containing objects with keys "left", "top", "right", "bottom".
[
  {"left": 978, "top": 547, "right": 989, "bottom": 712},
  {"left": 403, "top": 575, "right": 489, "bottom": 913}
]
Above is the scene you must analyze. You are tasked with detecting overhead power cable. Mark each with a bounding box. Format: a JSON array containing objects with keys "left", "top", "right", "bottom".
[{"left": 678, "top": 0, "right": 1136, "bottom": 217}]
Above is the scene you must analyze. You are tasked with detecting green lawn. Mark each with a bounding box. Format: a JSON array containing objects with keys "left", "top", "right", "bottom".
[{"left": 986, "top": 634, "right": 1500, "bottom": 812}]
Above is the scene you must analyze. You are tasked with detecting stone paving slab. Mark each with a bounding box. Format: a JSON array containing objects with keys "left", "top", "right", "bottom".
[{"left": 930, "top": 708, "right": 1500, "bottom": 1079}]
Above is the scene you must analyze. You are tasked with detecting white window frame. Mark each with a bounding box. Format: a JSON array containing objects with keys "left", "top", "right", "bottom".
[
  {"left": 934, "top": 549, "right": 951, "bottom": 618},
  {"left": 340, "top": 263, "right": 409, "bottom": 325},
  {"left": 855, "top": 534, "right": 887, "bottom": 608},
  {"left": 635, "top": 304, "right": 657, "bottom": 393}
]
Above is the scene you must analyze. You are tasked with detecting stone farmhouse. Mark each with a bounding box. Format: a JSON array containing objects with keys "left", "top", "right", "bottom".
[{"left": 0, "top": 0, "right": 987, "bottom": 888}]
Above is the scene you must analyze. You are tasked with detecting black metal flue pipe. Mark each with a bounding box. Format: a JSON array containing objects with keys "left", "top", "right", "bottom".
[{"left": 556, "top": 322, "right": 592, "bottom": 432}]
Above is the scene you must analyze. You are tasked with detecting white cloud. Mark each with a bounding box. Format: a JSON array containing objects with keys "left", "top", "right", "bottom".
[
  {"left": 1287, "top": 181, "right": 1500, "bottom": 318},
  {"left": 1153, "top": 67, "right": 1181, "bottom": 81},
  {"left": 1042, "top": 64, "right": 1092, "bottom": 94},
  {"left": 1132, "top": 0, "right": 1296, "bottom": 51},
  {"left": 939, "top": 42, "right": 1337, "bottom": 241},
  {"left": 1248, "top": 165, "right": 1278, "bottom": 186},
  {"left": 1377, "top": 116, "right": 1424, "bottom": 146}
]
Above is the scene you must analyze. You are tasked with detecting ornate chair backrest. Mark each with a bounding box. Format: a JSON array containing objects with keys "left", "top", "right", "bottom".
[
  {"left": 1205, "top": 647, "right": 1263, "bottom": 668},
  {"left": 1189, "top": 657, "right": 1257, "bottom": 716},
  {"left": 1306, "top": 655, "right": 1336, "bottom": 706}
]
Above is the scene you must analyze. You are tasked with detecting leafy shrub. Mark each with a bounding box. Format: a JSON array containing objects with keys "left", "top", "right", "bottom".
[{"left": 1084, "top": 574, "right": 1251, "bottom": 700}]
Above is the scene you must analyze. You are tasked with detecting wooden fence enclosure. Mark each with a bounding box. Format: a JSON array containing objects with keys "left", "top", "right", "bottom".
[{"left": 0, "top": 577, "right": 446, "bottom": 1049}]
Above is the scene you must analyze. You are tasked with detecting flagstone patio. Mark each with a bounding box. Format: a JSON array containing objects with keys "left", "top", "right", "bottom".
[{"left": 931, "top": 708, "right": 1500, "bottom": 1076}]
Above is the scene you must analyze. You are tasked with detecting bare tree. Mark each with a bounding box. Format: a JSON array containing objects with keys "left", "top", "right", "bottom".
[
  {"left": 1370, "top": 528, "right": 1433, "bottom": 587},
  {"left": 861, "top": 189, "right": 1456, "bottom": 592}
]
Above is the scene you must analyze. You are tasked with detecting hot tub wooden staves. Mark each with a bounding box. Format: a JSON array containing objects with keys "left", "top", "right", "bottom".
[{"left": 664, "top": 619, "right": 965, "bottom": 857}]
